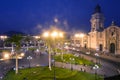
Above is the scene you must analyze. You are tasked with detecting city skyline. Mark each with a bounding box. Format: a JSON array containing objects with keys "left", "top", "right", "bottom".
[{"left": 0, "top": 0, "right": 120, "bottom": 34}]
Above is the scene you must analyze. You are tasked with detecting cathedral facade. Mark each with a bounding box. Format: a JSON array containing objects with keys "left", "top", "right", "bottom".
[
  {"left": 87, "top": 5, "right": 120, "bottom": 55},
  {"left": 71, "top": 5, "right": 120, "bottom": 55}
]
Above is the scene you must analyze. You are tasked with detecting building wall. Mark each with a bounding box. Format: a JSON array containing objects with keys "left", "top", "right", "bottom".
[
  {"left": 104, "top": 26, "right": 120, "bottom": 55},
  {"left": 87, "top": 25, "right": 120, "bottom": 55},
  {"left": 71, "top": 5, "right": 120, "bottom": 55}
]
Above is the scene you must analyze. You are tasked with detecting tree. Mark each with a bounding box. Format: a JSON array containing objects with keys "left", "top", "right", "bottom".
[{"left": 6, "top": 34, "right": 23, "bottom": 74}]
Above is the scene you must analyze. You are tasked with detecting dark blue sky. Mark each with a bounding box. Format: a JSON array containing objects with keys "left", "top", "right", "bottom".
[{"left": 0, "top": 0, "right": 120, "bottom": 34}]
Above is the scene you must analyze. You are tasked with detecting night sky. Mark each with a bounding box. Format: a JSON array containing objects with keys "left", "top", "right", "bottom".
[{"left": 0, "top": 0, "right": 120, "bottom": 34}]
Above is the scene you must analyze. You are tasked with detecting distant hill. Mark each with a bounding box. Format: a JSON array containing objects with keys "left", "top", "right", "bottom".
[{"left": 2, "top": 31, "right": 27, "bottom": 37}]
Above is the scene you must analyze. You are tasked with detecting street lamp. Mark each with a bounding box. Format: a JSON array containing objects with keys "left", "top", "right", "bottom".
[
  {"left": 93, "top": 64, "right": 99, "bottom": 80},
  {"left": 51, "top": 31, "right": 59, "bottom": 80},
  {"left": 43, "top": 29, "right": 64, "bottom": 80},
  {"left": 43, "top": 31, "right": 52, "bottom": 71},
  {"left": 0, "top": 52, "right": 10, "bottom": 61},
  {"left": 20, "top": 53, "right": 25, "bottom": 57},
  {"left": 0, "top": 35, "right": 7, "bottom": 48},
  {"left": 3, "top": 53, "right": 10, "bottom": 60},
  {"left": 0, "top": 35, "right": 7, "bottom": 41},
  {"left": 69, "top": 58, "right": 75, "bottom": 70},
  {"left": 95, "top": 53, "right": 100, "bottom": 64},
  {"left": 27, "top": 56, "right": 32, "bottom": 68}
]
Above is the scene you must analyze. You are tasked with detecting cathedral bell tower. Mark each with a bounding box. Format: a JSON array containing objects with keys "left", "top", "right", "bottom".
[{"left": 90, "top": 4, "right": 105, "bottom": 32}]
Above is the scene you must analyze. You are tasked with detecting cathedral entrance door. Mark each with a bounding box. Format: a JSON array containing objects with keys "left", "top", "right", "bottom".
[
  {"left": 99, "top": 44, "right": 103, "bottom": 51},
  {"left": 110, "top": 43, "right": 115, "bottom": 53},
  {"left": 84, "top": 44, "right": 87, "bottom": 49}
]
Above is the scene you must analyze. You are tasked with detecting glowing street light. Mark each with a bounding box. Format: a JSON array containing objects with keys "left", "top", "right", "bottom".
[
  {"left": 43, "top": 31, "right": 52, "bottom": 71},
  {"left": 34, "top": 36, "right": 40, "bottom": 39},
  {"left": 59, "top": 32, "right": 63, "bottom": 38},
  {"left": 0, "top": 35, "right": 7, "bottom": 41},
  {"left": 51, "top": 31, "right": 58, "bottom": 38},
  {"left": 43, "top": 29, "right": 64, "bottom": 80},
  {"left": 43, "top": 32, "right": 49, "bottom": 38},
  {"left": 20, "top": 53, "right": 25, "bottom": 57},
  {"left": 4, "top": 53, "right": 10, "bottom": 59}
]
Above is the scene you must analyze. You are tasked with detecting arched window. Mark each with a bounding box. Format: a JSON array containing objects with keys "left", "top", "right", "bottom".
[{"left": 111, "top": 32, "right": 114, "bottom": 36}]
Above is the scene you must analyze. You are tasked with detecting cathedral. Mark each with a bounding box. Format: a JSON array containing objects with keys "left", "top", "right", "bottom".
[
  {"left": 72, "top": 5, "right": 120, "bottom": 55},
  {"left": 88, "top": 5, "right": 120, "bottom": 55}
]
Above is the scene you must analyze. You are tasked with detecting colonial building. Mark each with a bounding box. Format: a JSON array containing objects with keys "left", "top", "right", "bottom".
[{"left": 72, "top": 5, "right": 120, "bottom": 55}]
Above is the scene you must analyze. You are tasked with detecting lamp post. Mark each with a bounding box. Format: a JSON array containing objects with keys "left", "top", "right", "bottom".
[
  {"left": 51, "top": 31, "right": 58, "bottom": 80},
  {"left": 95, "top": 53, "right": 99, "bottom": 64},
  {"left": 0, "top": 35, "right": 7, "bottom": 48},
  {"left": 70, "top": 58, "right": 75, "bottom": 70},
  {"left": 93, "top": 64, "right": 99, "bottom": 80},
  {"left": 43, "top": 31, "right": 52, "bottom": 71},
  {"left": 27, "top": 56, "right": 32, "bottom": 68},
  {"left": 43, "top": 29, "right": 64, "bottom": 80},
  {"left": 59, "top": 36, "right": 64, "bottom": 61},
  {"left": 62, "top": 59, "right": 66, "bottom": 68}
]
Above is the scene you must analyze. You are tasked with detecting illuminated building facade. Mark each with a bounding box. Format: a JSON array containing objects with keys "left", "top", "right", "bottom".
[
  {"left": 88, "top": 5, "right": 120, "bottom": 55},
  {"left": 72, "top": 5, "right": 120, "bottom": 55}
]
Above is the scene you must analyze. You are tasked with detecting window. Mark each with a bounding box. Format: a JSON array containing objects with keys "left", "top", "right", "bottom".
[{"left": 111, "top": 32, "right": 114, "bottom": 36}]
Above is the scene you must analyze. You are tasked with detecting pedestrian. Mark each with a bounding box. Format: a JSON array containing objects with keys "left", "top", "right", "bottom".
[{"left": 80, "top": 68, "right": 82, "bottom": 71}]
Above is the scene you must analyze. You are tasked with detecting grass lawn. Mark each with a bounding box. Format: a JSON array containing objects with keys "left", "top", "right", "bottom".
[
  {"left": 3, "top": 67, "right": 103, "bottom": 80},
  {"left": 55, "top": 54, "right": 94, "bottom": 66}
]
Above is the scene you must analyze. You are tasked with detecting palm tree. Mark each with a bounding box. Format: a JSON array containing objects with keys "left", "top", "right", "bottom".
[{"left": 6, "top": 34, "right": 23, "bottom": 74}]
